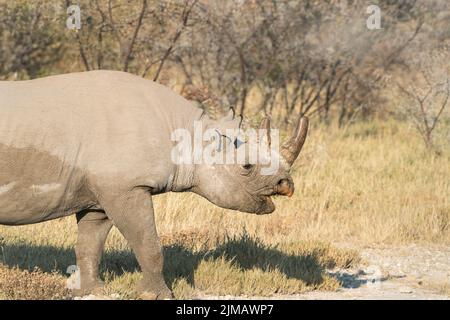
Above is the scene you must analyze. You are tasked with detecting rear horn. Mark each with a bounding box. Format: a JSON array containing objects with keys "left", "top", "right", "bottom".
[{"left": 259, "top": 117, "right": 271, "bottom": 146}]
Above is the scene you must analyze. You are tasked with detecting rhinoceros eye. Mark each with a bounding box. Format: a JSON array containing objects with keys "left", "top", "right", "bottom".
[{"left": 242, "top": 163, "right": 253, "bottom": 170}]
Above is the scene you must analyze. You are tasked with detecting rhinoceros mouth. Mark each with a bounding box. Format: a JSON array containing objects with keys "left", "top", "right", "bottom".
[
  {"left": 263, "top": 195, "right": 274, "bottom": 205},
  {"left": 256, "top": 195, "right": 275, "bottom": 214}
]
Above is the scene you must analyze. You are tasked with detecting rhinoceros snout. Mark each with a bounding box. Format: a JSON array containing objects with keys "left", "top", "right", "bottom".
[{"left": 274, "top": 178, "right": 295, "bottom": 197}]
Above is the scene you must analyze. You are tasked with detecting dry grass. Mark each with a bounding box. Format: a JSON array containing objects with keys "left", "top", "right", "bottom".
[
  {"left": 434, "top": 282, "right": 450, "bottom": 296},
  {"left": 0, "top": 227, "right": 359, "bottom": 299},
  {"left": 155, "top": 119, "right": 450, "bottom": 245},
  {"left": 0, "top": 265, "right": 68, "bottom": 300},
  {"left": 0, "top": 120, "right": 449, "bottom": 299},
  {"left": 418, "top": 279, "right": 450, "bottom": 297}
]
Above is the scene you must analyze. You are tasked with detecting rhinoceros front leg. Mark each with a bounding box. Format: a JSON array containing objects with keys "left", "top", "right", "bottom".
[
  {"left": 74, "top": 210, "right": 113, "bottom": 296},
  {"left": 99, "top": 187, "right": 172, "bottom": 300}
]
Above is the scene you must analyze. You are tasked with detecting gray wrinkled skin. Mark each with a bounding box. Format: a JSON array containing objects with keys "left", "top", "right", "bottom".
[{"left": 0, "top": 71, "right": 305, "bottom": 299}]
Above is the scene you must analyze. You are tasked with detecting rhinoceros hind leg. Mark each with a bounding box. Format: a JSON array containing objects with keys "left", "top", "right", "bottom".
[
  {"left": 99, "top": 188, "right": 172, "bottom": 300},
  {"left": 73, "top": 210, "right": 113, "bottom": 296}
]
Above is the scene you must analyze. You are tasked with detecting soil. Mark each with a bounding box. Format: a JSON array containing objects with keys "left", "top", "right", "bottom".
[{"left": 200, "top": 244, "right": 450, "bottom": 300}]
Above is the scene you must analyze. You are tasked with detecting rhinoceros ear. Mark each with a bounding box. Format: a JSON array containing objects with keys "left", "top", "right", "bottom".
[
  {"left": 259, "top": 117, "right": 271, "bottom": 147},
  {"left": 222, "top": 107, "right": 235, "bottom": 121}
]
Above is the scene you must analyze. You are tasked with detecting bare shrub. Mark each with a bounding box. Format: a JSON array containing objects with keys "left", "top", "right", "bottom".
[
  {"left": 0, "top": 264, "right": 69, "bottom": 300},
  {"left": 0, "top": 1, "right": 65, "bottom": 80},
  {"left": 397, "top": 50, "right": 450, "bottom": 151},
  {"left": 64, "top": 0, "right": 197, "bottom": 78}
]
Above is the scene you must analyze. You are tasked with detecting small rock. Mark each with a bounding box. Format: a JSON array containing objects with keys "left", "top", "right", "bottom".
[
  {"left": 356, "top": 269, "right": 365, "bottom": 275},
  {"left": 399, "top": 286, "right": 413, "bottom": 294},
  {"left": 74, "top": 294, "right": 114, "bottom": 300}
]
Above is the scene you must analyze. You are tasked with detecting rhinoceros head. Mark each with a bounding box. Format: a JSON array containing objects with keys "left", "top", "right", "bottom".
[{"left": 190, "top": 109, "right": 309, "bottom": 214}]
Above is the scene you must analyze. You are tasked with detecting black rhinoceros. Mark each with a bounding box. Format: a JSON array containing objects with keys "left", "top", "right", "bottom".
[{"left": 0, "top": 70, "right": 308, "bottom": 299}]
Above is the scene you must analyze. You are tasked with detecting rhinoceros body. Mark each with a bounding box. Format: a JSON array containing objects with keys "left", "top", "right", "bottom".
[
  {"left": 0, "top": 71, "right": 202, "bottom": 225},
  {"left": 0, "top": 70, "right": 308, "bottom": 299}
]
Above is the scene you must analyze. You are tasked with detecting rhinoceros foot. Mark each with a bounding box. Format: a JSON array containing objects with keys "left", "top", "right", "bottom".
[
  {"left": 139, "top": 290, "right": 173, "bottom": 300},
  {"left": 137, "top": 279, "right": 173, "bottom": 300},
  {"left": 72, "top": 281, "right": 105, "bottom": 297}
]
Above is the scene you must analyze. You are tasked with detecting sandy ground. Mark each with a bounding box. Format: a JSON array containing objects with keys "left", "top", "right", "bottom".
[
  {"left": 199, "top": 244, "right": 450, "bottom": 300},
  {"left": 75, "top": 244, "right": 450, "bottom": 300}
]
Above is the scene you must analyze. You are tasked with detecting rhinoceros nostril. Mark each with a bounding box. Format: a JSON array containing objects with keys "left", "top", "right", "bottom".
[
  {"left": 275, "top": 179, "right": 294, "bottom": 197},
  {"left": 277, "top": 179, "right": 288, "bottom": 186}
]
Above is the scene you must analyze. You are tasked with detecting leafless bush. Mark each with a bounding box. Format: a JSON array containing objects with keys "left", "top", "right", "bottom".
[
  {"left": 63, "top": 0, "right": 197, "bottom": 79},
  {"left": 1, "top": 0, "right": 449, "bottom": 132},
  {"left": 173, "top": 0, "right": 429, "bottom": 129},
  {"left": 398, "top": 67, "right": 449, "bottom": 151},
  {"left": 0, "top": 1, "right": 65, "bottom": 80}
]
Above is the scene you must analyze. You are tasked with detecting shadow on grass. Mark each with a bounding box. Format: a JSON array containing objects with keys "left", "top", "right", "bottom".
[
  {"left": 162, "top": 234, "right": 329, "bottom": 287},
  {"left": 0, "top": 234, "right": 338, "bottom": 289}
]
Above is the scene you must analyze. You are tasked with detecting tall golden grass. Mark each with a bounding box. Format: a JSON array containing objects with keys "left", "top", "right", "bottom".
[
  {"left": 0, "top": 119, "right": 448, "bottom": 299},
  {"left": 154, "top": 119, "right": 450, "bottom": 245}
]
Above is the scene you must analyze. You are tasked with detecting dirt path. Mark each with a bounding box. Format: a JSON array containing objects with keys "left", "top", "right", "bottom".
[{"left": 200, "top": 244, "right": 450, "bottom": 300}]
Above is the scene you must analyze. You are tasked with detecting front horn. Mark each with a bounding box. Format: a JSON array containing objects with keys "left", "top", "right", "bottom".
[{"left": 281, "top": 116, "right": 309, "bottom": 165}]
